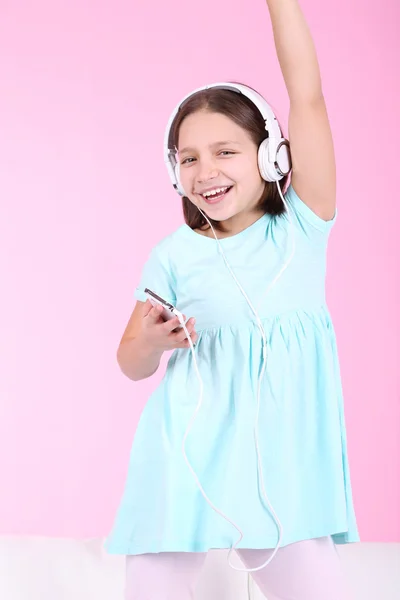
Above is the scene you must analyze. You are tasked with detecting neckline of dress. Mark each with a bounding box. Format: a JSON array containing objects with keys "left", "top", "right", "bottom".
[{"left": 181, "top": 212, "right": 270, "bottom": 245}]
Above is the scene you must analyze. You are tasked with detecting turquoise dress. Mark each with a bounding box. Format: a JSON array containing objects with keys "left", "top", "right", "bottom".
[{"left": 105, "top": 184, "right": 359, "bottom": 555}]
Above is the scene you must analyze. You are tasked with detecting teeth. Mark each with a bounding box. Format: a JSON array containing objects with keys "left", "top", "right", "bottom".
[{"left": 202, "top": 187, "right": 228, "bottom": 198}]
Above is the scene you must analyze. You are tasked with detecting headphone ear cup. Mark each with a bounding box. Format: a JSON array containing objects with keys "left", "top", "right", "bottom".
[
  {"left": 258, "top": 138, "right": 292, "bottom": 182},
  {"left": 276, "top": 141, "right": 291, "bottom": 178},
  {"left": 174, "top": 161, "right": 186, "bottom": 196},
  {"left": 258, "top": 138, "right": 281, "bottom": 182}
]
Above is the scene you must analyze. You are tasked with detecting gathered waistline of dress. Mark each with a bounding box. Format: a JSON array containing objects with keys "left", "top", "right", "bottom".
[{"left": 195, "top": 304, "right": 331, "bottom": 334}]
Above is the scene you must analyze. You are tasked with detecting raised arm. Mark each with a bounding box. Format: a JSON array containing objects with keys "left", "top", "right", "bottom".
[{"left": 266, "top": 0, "right": 336, "bottom": 220}]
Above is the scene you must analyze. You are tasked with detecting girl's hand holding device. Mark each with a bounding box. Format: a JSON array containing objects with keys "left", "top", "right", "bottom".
[{"left": 142, "top": 288, "right": 198, "bottom": 351}]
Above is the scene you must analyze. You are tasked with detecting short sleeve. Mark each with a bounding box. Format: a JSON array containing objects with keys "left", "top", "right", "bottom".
[
  {"left": 284, "top": 184, "right": 337, "bottom": 236},
  {"left": 134, "top": 245, "right": 176, "bottom": 304}
]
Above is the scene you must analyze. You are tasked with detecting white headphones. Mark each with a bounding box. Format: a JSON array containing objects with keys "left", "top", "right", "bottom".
[{"left": 164, "top": 81, "right": 292, "bottom": 197}]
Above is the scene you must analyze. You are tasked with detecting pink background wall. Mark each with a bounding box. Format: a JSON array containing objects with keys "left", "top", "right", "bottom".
[{"left": 1, "top": 0, "right": 399, "bottom": 542}]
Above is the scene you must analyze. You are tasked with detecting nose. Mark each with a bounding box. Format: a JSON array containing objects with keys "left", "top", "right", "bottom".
[{"left": 196, "top": 158, "right": 219, "bottom": 184}]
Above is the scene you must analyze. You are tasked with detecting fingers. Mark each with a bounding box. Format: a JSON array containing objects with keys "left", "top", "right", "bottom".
[
  {"left": 142, "top": 304, "right": 198, "bottom": 351},
  {"left": 170, "top": 318, "right": 195, "bottom": 342},
  {"left": 144, "top": 302, "right": 164, "bottom": 324},
  {"left": 182, "top": 330, "right": 199, "bottom": 347},
  {"left": 161, "top": 314, "right": 188, "bottom": 334},
  {"left": 176, "top": 330, "right": 198, "bottom": 349},
  {"left": 169, "top": 318, "right": 198, "bottom": 349}
]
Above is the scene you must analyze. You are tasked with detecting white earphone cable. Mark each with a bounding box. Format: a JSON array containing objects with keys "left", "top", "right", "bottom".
[{"left": 177, "top": 181, "right": 296, "bottom": 587}]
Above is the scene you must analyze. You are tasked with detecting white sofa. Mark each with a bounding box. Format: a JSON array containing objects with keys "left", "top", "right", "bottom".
[{"left": 0, "top": 537, "right": 399, "bottom": 599}]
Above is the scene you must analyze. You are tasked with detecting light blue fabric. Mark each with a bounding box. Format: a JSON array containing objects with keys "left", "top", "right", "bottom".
[{"left": 105, "top": 184, "right": 359, "bottom": 555}]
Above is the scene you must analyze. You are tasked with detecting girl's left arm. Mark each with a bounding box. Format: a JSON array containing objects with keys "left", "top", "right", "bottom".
[{"left": 266, "top": 0, "right": 336, "bottom": 220}]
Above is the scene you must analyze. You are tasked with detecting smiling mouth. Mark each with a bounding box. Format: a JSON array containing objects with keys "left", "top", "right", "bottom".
[{"left": 200, "top": 186, "right": 233, "bottom": 204}]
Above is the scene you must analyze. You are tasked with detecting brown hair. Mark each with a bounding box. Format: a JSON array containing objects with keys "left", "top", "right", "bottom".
[{"left": 169, "top": 83, "right": 290, "bottom": 232}]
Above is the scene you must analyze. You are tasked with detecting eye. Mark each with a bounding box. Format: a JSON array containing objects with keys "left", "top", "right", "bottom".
[
  {"left": 219, "top": 151, "right": 235, "bottom": 156},
  {"left": 181, "top": 157, "right": 195, "bottom": 165}
]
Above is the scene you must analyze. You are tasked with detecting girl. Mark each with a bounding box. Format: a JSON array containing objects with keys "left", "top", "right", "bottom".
[{"left": 106, "top": 1, "right": 359, "bottom": 598}]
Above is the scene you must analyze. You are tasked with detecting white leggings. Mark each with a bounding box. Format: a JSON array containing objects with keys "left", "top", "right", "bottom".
[{"left": 125, "top": 536, "right": 350, "bottom": 599}]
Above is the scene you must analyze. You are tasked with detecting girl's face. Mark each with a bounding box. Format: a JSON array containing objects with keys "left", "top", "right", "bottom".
[{"left": 177, "top": 110, "right": 266, "bottom": 226}]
